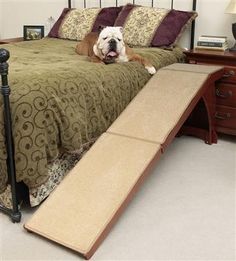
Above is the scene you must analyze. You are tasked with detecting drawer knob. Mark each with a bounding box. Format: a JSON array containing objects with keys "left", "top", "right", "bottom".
[
  {"left": 223, "top": 70, "right": 235, "bottom": 78},
  {"left": 215, "top": 112, "right": 231, "bottom": 120},
  {"left": 216, "top": 88, "right": 233, "bottom": 99}
]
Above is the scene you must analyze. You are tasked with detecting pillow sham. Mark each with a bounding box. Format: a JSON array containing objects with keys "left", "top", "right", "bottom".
[
  {"left": 114, "top": 4, "right": 198, "bottom": 47},
  {"left": 48, "top": 6, "right": 122, "bottom": 40}
]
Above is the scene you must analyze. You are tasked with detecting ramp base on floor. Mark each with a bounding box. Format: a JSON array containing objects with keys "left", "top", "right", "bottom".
[{"left": 25, "top": 133, "right": 161, "bottom": 259}]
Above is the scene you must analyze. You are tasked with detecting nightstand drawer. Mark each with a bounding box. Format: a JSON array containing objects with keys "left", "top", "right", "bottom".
[
  {"left": 221, "top": 67, "right": 236, "bottom": 84},
  {"left": 216, "top": 83, "right": 236, "bottom": 107},
  {"left": 215, "top": 105, "right": 236, "bottom": 130}
]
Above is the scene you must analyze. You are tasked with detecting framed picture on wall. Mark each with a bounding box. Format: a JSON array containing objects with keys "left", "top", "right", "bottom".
[{"left": 23, "top": 25, "right": 44, "bottom": 41}]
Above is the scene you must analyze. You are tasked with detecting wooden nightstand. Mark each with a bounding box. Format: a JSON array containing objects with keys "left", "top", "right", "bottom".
[
  {"left": 184, "top": 49, "right": 236, "bottom": 136},
  {"left": 0, "top": 37, "right": 23, "bottom": 44}
]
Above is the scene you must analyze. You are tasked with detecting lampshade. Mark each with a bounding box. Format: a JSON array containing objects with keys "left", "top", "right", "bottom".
[{"left": 225, "top": 0, "right": 236, "bottom": 14}]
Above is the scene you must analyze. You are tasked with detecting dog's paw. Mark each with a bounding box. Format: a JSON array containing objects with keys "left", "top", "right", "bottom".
[{"left": 145, "top": 66, "right": 156, "bottom": 75}]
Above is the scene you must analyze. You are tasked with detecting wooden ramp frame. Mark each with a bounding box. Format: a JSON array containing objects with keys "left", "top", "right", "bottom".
[{"left": 25, "top": 64, "right": 223, "bottom": 259}]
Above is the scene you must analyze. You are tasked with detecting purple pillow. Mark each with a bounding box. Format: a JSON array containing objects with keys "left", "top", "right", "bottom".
[{"left": 151, "top": 9, "right": 197, "bottom": 47}]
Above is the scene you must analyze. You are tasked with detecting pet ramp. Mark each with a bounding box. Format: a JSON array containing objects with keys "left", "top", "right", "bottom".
[{"left": 25, "top": 63, "right": 223, "bottom": 259}]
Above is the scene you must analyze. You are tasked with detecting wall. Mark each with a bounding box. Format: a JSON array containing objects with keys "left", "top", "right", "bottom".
[
  {"left": 0, "top": 0, "right": 234, "bottom": 48},
  {"left": 197, "top": 0, "right": 232, "bottom": 46},
  {"left": 0, "top": 0, "right": 2, "bottom": 38},
  {"left": 0, "top": 0, "right": 69, "bottom": 38}
]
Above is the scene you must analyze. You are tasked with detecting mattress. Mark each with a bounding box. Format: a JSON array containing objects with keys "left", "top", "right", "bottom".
[{"left": 0, "top": 37, "right": 185, "bottom": 206}]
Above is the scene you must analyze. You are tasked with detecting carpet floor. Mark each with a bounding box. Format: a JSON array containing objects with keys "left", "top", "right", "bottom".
[{"left": 0, "top": 135, "right": 235, "bottom": 260}]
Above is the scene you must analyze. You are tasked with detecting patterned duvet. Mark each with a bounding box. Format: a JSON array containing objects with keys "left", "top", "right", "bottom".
[{"left": 0, "top": 37, "right": 184, "bottom": 206}]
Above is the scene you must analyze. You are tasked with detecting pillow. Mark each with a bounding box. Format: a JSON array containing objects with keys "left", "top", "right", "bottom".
[
  {"left": 48, "top": 8, "right": 71, "bottom": 38},
  {"left": 114, "top": 4, "right": 198, "bottom": 47},
  {"left": 48, "top": 6, "right": 122, "bottom": 40}
]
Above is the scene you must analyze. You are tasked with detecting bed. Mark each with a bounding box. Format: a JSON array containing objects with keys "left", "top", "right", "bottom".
[{"left": 0, "top": 0, "right": 197, "bottom": 222}]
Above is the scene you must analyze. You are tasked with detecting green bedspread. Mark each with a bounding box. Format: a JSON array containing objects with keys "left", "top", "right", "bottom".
[{"left": 0, "top": 38, "right": 184, "bottom": 193}]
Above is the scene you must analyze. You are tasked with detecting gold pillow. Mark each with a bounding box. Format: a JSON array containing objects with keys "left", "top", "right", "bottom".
[
  {"left": 52, "top": 7, "right": 122, "bottom": 40},
  {"left": 59, "top": 8, "right": 100, "bottom": 41}
]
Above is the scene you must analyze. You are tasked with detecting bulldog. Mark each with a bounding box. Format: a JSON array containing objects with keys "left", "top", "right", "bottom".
[{"left": 75, "top": 26, "right": 156, "bottom": 75}]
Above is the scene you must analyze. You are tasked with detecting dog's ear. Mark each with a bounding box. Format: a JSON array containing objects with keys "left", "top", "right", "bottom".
[{"left": 98, "top": 25, "right": 106, "bottom": 32}]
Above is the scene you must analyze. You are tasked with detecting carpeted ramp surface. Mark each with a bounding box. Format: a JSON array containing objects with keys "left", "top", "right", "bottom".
[
  {"left": 25, "top": 63, "right": 223, "bottom": 259},
  {"left": 108, "top": 63, "right": 222, "bottom": 147},
  {"left": 25, "top": 133, "right": 161, "bottom": 259}
]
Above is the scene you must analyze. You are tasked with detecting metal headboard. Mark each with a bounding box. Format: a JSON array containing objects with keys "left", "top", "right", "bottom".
[
  {"left": 68, "top": 0, "right": 197, "bottom": 49},
  {"left": 68, "top": 0, "right": 197, "bottom": 10},
  {"left": 68, "top": 0, "right": 174, "bottom": 8}
]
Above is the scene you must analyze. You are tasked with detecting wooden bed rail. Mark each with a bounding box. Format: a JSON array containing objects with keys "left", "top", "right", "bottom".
[{"left": 0, "top": 48, "right": 21, "bottom": 222}]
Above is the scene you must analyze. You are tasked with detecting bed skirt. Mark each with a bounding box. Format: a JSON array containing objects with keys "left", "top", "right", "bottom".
[{"left": 0, "top": 140, "right": 95, "bottom": 209}]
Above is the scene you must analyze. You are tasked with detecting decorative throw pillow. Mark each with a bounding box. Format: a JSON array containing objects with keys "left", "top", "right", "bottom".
[
  {"left": 48, "top": 8, "right": 71, "bottom": 38},
  {"left": 114, "top": 4, "right": 198, "bottom": 47},
  {"left": 48, "top": 6, "right": 122, "bottom": 40}
]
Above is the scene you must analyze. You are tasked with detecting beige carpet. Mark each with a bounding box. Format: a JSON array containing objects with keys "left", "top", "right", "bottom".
[{"left": 0, "top": 135, "right": 235, "bottom": 260}]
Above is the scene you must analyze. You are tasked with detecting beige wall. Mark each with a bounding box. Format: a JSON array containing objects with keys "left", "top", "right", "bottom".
[
  {"left": 0, "top": 0, "right": 69, "bottom": 38},
  {"left": 197, "top": 0, "right": 232, "bottom": 45},
  {"left": 0, "top": 0, "right": 234, "bottom": 48},
  {"left": 0, "top": 1, "right": 2, "bottom": 38}
]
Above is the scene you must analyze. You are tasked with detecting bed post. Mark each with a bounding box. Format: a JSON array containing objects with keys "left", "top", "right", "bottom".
[
  {"left": 68, "top": 0, "right": 71, "bottom": 8},
  {"left": 0, "top": 48, "right": 21, "bottom": 223},
  {"left": 190, "top": 0, "right": 197, "bottom": 49}
]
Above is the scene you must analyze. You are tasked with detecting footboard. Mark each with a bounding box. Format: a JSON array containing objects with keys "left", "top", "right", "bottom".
[{"left": 0, "top": 48, "right": 21, "bottom": 222}]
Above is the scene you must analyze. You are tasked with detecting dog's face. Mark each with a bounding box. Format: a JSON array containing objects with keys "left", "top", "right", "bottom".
[{"left": 93, "top": 27, "right": 126, "bottom": 64}]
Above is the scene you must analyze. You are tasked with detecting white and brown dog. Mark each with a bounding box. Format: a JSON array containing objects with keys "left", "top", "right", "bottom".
[{"left": 76, "top": 26, "right": 156, "bottom": 75}]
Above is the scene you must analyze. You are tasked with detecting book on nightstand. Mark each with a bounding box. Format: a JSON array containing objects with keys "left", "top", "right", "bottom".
[
  {"left": 199, "top": 35, "right": 227, "bottom": 42},
  {"left": 195, "top": 35, "right": 229, "bottom": 51}
]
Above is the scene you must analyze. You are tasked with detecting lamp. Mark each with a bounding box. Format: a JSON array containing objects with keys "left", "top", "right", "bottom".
[{"left": 226, "top": 0, "right": 236, "bottom": 50}]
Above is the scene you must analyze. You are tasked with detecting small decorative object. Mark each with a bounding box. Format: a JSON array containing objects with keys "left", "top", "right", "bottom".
[
  {"left": 47, "top": 16, "right": 55, "bottom": 30},
  {"left": 45, "top": 16, "right": 55, "bottom": 35},
  {"left": 23, "top": 25, "right": 44, "bottom": 41},
  {"left": 225, "top": 0, "right": 236, "bottom": 51}
]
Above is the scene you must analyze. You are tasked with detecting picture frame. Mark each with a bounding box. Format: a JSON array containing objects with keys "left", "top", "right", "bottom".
[{"left": 23, "top": 25, "right": 44, "bottom": 41}]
